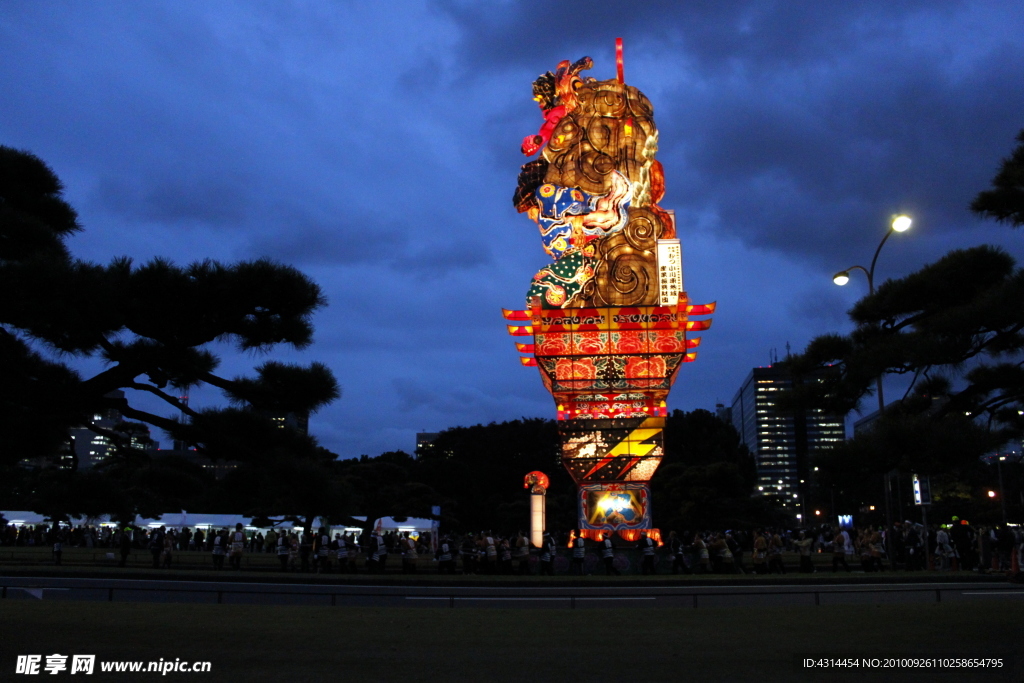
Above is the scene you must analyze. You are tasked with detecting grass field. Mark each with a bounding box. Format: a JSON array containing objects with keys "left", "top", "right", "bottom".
[{"left": 2, "top": 600, "right": 1018, "bottom": 682}]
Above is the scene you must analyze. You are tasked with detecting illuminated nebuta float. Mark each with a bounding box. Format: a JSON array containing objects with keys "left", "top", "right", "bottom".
[{"left": 504, "top": 41, "right": 715, "bottom": 543}]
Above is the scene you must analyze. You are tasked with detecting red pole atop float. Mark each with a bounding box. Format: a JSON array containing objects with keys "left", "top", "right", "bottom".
[{"left": 616, "top": 37, "right": 625, "bottom": 83}]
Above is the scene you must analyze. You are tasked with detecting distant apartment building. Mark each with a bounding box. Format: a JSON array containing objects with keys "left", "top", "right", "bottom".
[
  {"left": 69, "top": 390, "right": 157, "bottom": 470},
  {"left": 251, "top": 409, "right": 309, "bottom": 435},
  {"left": 730, "top": 365, "right": 845, "bottom": 511},
  {"left": 416, "top": 432, "right": 441, "bottom": 458}
]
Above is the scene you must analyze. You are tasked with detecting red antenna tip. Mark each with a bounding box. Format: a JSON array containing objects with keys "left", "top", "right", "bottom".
[{"left": 616, "top": 38, "right": 624, "bottom": 83}]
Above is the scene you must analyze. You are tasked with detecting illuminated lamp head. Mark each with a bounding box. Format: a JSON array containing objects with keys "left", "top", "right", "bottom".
[{"left": 891, "top": 214, "right": 912, "bottom": 232}]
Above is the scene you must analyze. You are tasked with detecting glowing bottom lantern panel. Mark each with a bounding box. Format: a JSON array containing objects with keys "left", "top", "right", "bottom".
[
  {"left": 530, "top": 492, "right": 546, "bottom": 549},
  {"left": 560, "top": 416, "right": 664, "bottom": 484},
  {"left": 580, "top": 483, "right": 652, "bottom": 533}
]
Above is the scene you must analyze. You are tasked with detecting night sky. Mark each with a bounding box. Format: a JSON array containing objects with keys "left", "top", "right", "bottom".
[{"left": 3, "top": 2, "right": 1024, "bottom": 459}]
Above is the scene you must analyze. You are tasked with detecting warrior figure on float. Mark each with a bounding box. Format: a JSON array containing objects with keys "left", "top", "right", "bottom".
[{"left": 514, "top": 54, "right": 674, "bottom": 309}]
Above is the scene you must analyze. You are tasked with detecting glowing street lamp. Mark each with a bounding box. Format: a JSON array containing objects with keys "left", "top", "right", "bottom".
[
  {"left": 891, "top": 214, "right": 912, "bottom": 232},
  {"left": 831, "top": 214, "right": 913, "bottom": 413},
  {"left": 833, "top": 214, "right": 913, "bottom": 534},
  {"left": 832, "top": 214, "right": 913, "bottom": 295}
]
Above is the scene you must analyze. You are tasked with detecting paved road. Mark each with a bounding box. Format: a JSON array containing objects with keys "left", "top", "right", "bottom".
[{"left": 3, "top": 576, "right": 1022, "bottom": 608}]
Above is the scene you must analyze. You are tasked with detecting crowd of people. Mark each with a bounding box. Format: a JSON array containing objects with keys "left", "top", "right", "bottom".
[{"left": 2, "top": 520, "right": 1021, "bottom": 577}]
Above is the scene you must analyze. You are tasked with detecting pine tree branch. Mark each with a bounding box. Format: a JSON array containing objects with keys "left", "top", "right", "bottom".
[
  {"left": 97, "top": 336, "right": 117, "bottom": 355},
  {"left": 128, "top": 383, "right": 201, "bottom": 418},
  {"left": 80, "top": 363, "right": 141, "bottom": 395},
  {"left": 117, "top": 404, "right": 185, "bottom": 435},
  {"left": 197, "top": 370, "right": 235, "bottom": 393}
]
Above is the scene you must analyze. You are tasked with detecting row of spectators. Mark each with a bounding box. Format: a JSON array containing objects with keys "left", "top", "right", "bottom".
[{"left": 5, "top": 521, "right": 1021, "bottom": 576}]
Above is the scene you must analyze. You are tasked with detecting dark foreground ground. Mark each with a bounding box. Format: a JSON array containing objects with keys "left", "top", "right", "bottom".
[{"left": 2, "top": 599, "right": 1020, "bottom": 682}]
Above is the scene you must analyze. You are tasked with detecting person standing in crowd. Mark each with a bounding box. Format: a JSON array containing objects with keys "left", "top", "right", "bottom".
[
  {"left": 460, "top": 534, "right": 477, "bottom": 574},
  {"left": 298, "top": 530, "right": 313, "bottom": 572},
  {"left": 708, "top": 532, "right": 735, "bottom": 573},
  {"left": 752, "top": 528, "right": 768, "bottom": 575},
  {"left": 310, "top": 531, "right": 320, "bottom": 572},
  {"left": 668, "top": 531, "right": 686, "bottom": 574},
  {"left": 795, "top": 530, "right": 814, "bottom": 573},
  {"left": 316, "top": 527, "right": 332, "bottom": 573},
  {"left": 436, "top": 535, "right": 456, "bottom": 574},
  {"left": 515, "top": 531, "right": 531, "bottom": 575},
  {"left": 149, "top": 526, "right": 164, "bottom": 569},
  {"left": 935, "top": 525, "right": 954, "bottom": 571},
  {"left": 832, "top": 528, "right": 850, "bottom": 572},
  {"left": 499, "top": 536, "right": 513, "bottom": 574},
  {"left": 693, "top": 532, "right": 710, "bottom": 574},
  {"left": 639, "top": 530, "right": 657, "bottom": 575},
  {"left": 767, "top": 528, "right": 785, "bottom": 574},
  {"left": 480, "top": 532, "right": 497, "bottom": 574},
  {"left": 276, "top": 531, "right": 290, "bottom": 571},
  {"left": 949, "top": 520, "right": 970, "bottom": 571},
  {"left": 726, "top": 532, "right": 745, "bottom": 574},
  {"left": 601, "top": 531, "right": 620, "bottom": 576},
  {"left": 857, "top": 528, "right": 873, "bottom": 572},
  {"left": 402, "top": 531, "right": 418, "bottom": 574},
  {"left": 886, "top": 523, "right": 904, "bottom": 571},
  {"left": 229, "top": 523, "right": 246, "bottom": 570},
  {"left": 335, "top": 533, "right": 348, "bottom": 573},
  {"left": 371, "top": 529, "right": 388, "bottom": 573},
  {"left": 264, "top": 528, "right": 277, "bottom": 555},
  {"left": 161, "top": 530, "right": 174, "bottom": 569},
  {"left": 347, "top": 533, "right": 359, "bottom": 573},
  {"left": 288, "top": 532, "right": 300, "bottom": 571},
  {"left": 118, "top": 525, "right": 132, "bottom": 567},
  {"left": 51, "top": 526, "right": 63, "bottom": 566},
  {"left": 867, "top": 526, "right": 885, "bottom": 572},
  {"left": 539, "top": 531, "right": 556, "bottom": 576},
  {"left": 841, "top": 526, "right": 855, "bottom": 566},
  {"left": 212, "top": 529, "right": 226, "bottom": 570},
  {"left": 903, "top": 523, "right": 922, "bottom": 571},
  {"left": 571, "top": 530, "right": 586, "bottom": 576}
]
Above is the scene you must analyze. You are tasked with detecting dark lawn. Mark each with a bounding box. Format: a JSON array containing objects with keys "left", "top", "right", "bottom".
[{"left": 1, "top": 600, "right": 1018, "bottom": 682}]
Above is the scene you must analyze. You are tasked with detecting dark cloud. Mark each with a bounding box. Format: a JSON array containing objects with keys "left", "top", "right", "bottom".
[
  {"left": 95, "top": 170, "right": 255, "bottom": 228},
  {"left": 441, "top": 1, "right": 1024, "bottom": 269},
  {"left": 5, "top": 2, "right": 1024, "bottom": 459},
  {"left": 438, "top": 1, "right": 947, "bottom": 75}
]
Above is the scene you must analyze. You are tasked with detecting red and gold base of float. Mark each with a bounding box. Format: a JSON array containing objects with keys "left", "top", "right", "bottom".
[{"left": 505, "top": 295, "right": 714, "bottom": 542}]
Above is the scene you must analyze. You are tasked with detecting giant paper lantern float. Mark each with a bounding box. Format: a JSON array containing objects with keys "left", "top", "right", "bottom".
[{"left": 504, "top": 41, "right": 715, "bottom": 543}]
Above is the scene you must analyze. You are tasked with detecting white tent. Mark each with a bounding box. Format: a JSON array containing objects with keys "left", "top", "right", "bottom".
[{"left": 3, "top": 511, "right": 435, "bottom": 535}]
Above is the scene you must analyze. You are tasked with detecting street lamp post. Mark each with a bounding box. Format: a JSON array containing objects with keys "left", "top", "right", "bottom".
[
  {"left": 833, "top": 214, "right": 912, "bottom": 533},
  {"left": 997, "top": 457, "right": 1007, "bottom": 526},
  {"left": 832, "top": 213, "right": 913, "bottom": 412},
  {"left": 981, "top": 451, "right": 1022, "bottom": 526}
]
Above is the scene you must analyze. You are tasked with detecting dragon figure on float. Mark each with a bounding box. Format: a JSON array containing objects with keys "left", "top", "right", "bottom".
[{"left": 504, "top": 40, "right": 715, "bottom": 544}]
